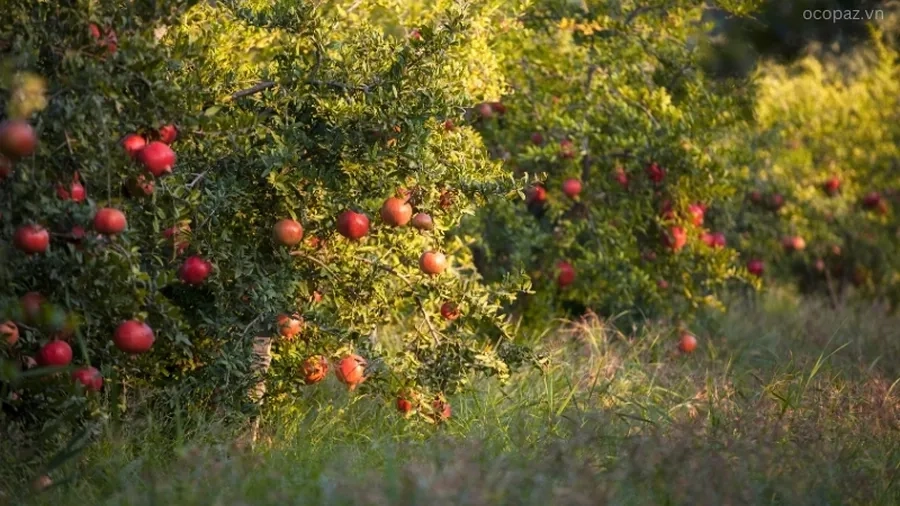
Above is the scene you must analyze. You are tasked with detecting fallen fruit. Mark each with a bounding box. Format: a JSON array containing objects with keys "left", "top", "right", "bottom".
[{"left": 678, "top": 333, "right": 697, "bottom": 353}]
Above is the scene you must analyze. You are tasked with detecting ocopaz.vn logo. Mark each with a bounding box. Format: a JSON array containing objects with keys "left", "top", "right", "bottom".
[{"left": 803, "top": 9, "right": 884, "bottom": 21}]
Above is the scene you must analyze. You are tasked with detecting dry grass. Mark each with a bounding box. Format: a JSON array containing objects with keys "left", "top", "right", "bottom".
[{"left": 7, "top": 291, "right": 900, "bottom": 506}]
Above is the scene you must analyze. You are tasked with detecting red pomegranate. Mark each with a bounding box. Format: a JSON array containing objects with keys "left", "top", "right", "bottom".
[
  {"left": 613, "top": 167, "right": 629, "bottom": 188},
  {"left": 0, "top": 155, "right": 12, "bottom": 179},
  {"left": 556, "top": 260, "right": 576, "bottom": 288},
  {"left": 337, "top": 210, "right": 370, "bottom": 240},
  {"left": 14, "top": 224, "right": 49, "bottom": 254},
  {"left": 179, "top": 256, "right": 212, "bottom": 285},
  {"left": 1, "top": 321, "right": 19, "bottom": 345},
  {"left": 158, "top": 124, "right": 178, "bottom": 144},
  {"left": 562, "top": 178, "right": 582, "bottom": 199},
  {"left": 380, "top": 197, "right": 413, "bottom": 227},
  {"left": 301, "top": 355, "right": 329, "bottom": 385},
  {"left": 526, "top": 185, "right": 547, "bottom": 204},
  {"left": 277, "top": 314, "right": 303, "bottom": 339},
  {"left": 559, "top": 139, "right": 575, "bottom": 159},
  {"left": 396, "top": 395, "right": 413, "bottom": 415},
  {"left": 419, "top": 251, "right": 447, "bottom": 275},
  {"left": 747, "top": 259, "right": 764, "bottom": 277},
  {"left": 138, "top": 141, "right": 176, "bottom": 177},
  {"left": 662, "top": 226, "right": 687, "bottom": 252},
  {"left": 0, "top": 120, "right": 37, "bottom": 158},
  {"left": 440, "top": 302, "right": 460, "bottom": 320},
  {"left": 72, "top": 366, "right": 103, "bottom": 392},
  {"left": 431, "top": 396, "right": 452, "bottom": 422},
  {"left": 121, "top": 134, "right": 146, "bottom": 159},
  {"left": 657, "top": 279, "right": 669, "bottom": 290},
  {"left": 711, "top": 232, "right": 726, "bottom": 248},
  {"left": 531, "top": 132, "right": 545, "bottom": 145},
  {"left": 38, "top": 340, "right": 73, "bottom": 367},
  {"left": 163, "top": 223, "right": 190, "bottom": 255},
  {"left": 273, "top": 219, "right": 304, "bottom": 246},
  {"left": 125, "top": 174, "right": 155, "bottom": 198},
  {"left": 56, "top": 173, "right": 87, "bottom": 202},
  {"left": 678, "top": 333, "right": 697, "bottom": 353},
  {"left": 863, "top": 191, "right": 882, "bottom": 209},
  {"left": 782, "top": 236, "right": 806, "bottom": 252},
  {"left": 113, "top": 320, "right": 155, "bottom": 354},
  {"left": 646, "top": 162, "right": 665, "bottom": 183},
  {"left": 412, "top": 213, "right": 434, "bottom": 231},
  {"left": 687, "top": 203, "right": 705, "bottom": 226},
  {"left": 823, "top": 176, "right": 841, "bottom": 196},
  {"left": 93, "top": 208, "right": 127, "bottom": 235},
  {"left": 335, "top": 354, "right": 367, "bottom": 390}
]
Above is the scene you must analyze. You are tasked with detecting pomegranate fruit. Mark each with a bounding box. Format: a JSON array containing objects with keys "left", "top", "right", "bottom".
[
  {"left": 158, "top": 124, "right": 178, "bottom": 144},
  {"left": 476, "top": 103, "right": 493, "bottom": 119},
  {"left": 863, "top": 191, "right": 882, "bottom": 209},
  {"left": 662, "top": 226, "right": 687, "bottom": 252},
  {"left": 412, "top": 213, "right": 434, "bottom": 231},
  {"left": 782, "top": 236, "right": 806, "bottom": 252},
  {"left": 337, "top": 210, "right": 370, "bottom": 240},
  {"left": 56, "top": 173, "right": 86, "bottom": 202},
  {"left": 138, "top": 141, "right": 176, "bottom": 177},
  {"left": 823, "top": 176, "right": 840, "bottom": 196},
  {"left": 179, "top": 256, "right": 212, "bottom": 285},
  {"left": 431, "top": 397, "right": 452, "bottom": 422},
  {"left": 747, "top": 259, "right": 764, "bottom": 277},
  {"left": 335, "top": 354, "right": 367, "bottom": 390},
  {"left": 301, "top": 355, "right": 329, "bottom": 385},
  {"left": 38, "top": 340, "right": 73, "bottom": 367},
  {"left": 526, "top": 185, "right": 547, "bottom": 204},
  {"left": 72, "top": 366, "right": 103, "bottom": 392},
  {"left": 559, "top": 139, "right": 574, "bottom": 159},
  {"left": 646, "top": 162, "right": 665, "bottom": 183},
  {"left": 440, "top": 302, "right": 460, "bottom": 320},
  {"left": 273, "top": 219, "right": 304, "bottom": 246},
  {"left": 14, "top": 224, "right": 49, "bottom": 254},
  {"left": 531, "top": 132, "right": 544, "bottom": 145},
  {"left": 380, "top": 197, "right": 413, "bottom": 227},
  {"left": 121, "top": 134, "right": 146, "bottom": 159},
  {"left": 687, "top": 203, "right": 705, "bottom": 226},
  {"left": 556, "top": 260, "right": 576, "bottom": 288},
  {"left": 1, "top": 321, "right": 19, "bottom": 345},
  {"left": 277, "top": 314, "right": 303, "bottom": 339},
  {"left": 562, "top": 178, "right": 582, "bottom": 199},
  {"left": 125, "top": 174, "right": 155, "bottom": 197},
  {"left": 93, "top": 208, "right": 127, "bottom": 235},
  {"left": 0, "top": 120, "right": 37, "bottom": 158},
  {"left": 397, "top": 396, "right": 413, "bottom": 415},
  {"left": 613, "top": 167, "right": 629, "bottom": 188},
  {"left": 678, "top": 333, "right": 697, "bottom": 353},
  {"left": 419, "top": 251, "right": 447, "bottom": 275},
  {"left": 113, "top": 320, "right": 155, "bottom": 354}
]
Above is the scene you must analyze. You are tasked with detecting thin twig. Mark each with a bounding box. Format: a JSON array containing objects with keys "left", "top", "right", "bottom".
[
  {"left": 355, "top": 256, "right": 441, "bottom": 347},
  {"left": 231, "top": 81, "right": 276, "bottom": 100},
  {"left": 186, "top": 170, "right": 210, "bottom": 189}
]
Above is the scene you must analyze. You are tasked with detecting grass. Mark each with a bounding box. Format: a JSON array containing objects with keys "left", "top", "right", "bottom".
[{"left": 5, "top": 290, "right": 900, "bottom": 505}]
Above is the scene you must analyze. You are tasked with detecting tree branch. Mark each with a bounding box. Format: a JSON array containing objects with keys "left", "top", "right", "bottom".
[{"left": 231, "top": 81, "right": 276, "bottom": 100}]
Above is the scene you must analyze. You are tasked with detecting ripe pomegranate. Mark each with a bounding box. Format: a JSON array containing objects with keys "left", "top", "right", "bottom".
[
  {"left": 747, "top": 259, "right": 764, "bottom": 277},
  {"left": 749, "top": 190, "right": 763, "bottom": 204},
  {"left": 0, "top": 120, "right": 37, "bottom": 158},
  {"left": 711, "top": 232, "right": 726, "bottom": 248},
  {"left": 88, "top": 23, "right": 117, "bottom": 54},
  {"left": 409, "top": 29, "right": 422, "bottom": 41},
  {"left": 335, "top": 354, "right": 366, "bottom": 390},
  {"left": 93, "top": 208, "right": 127, "bottom": 235},
  {"left": 419, "top": 251, "right": 448, "bottom": 275},
  {"left": 613, "top": 167, "right": 629, "bottom": 188},
  {"left": 121, "top": 134, "right": 146, "bottom": 159},
  {"left": 179, "top": 256, "right": 212, "bottom": 285},
  {"left": 443, "top": 119, "right": 455, "bottom": 131},
  {"left": 440, "top": 302, "right": 460, "bottom": 320},
  {"left": 20, "top": 292, "right": 45, "bottom": 324},
  {"left": 678, "top": 333, "right": 697, "bottom": 353},
  {"left": 412, "top": 213, "right": 434, "bottom": 231},
  {"left": 769, "top": 193, "right": 785, "bottom": 211},
  {"left": 526, "top": 185, "right": 547, "bottom": 204},
  {"left": 337, "top": 210, "right": 370, "bottom": 240},
  {"left": 687, "top": 203, "right": 705, "bottom": 226},
  {"left": 396, "top": 396, "right": 413, "bottom": 415},
  {"left": 14, "top": 224, "right": 49, "bottom": 254},
  {"left": 782, "top": 236, "right": 806, "bottom": 252},
  {"left": 863, "top": 191, "right": 882, "bottom": 209},
  {"left": 301, "top": 355, "right": 329, "bottom": 385},
  {"left": 163, "top": 223, "right": 190, "bottom": 255},
  {"left": 562, "top": 178, "right": 582, "bottom": 199},
  {"left": 0, "top": 155, "right": 12, "bottom": 179},
  {"left": 559, "top": 139, "right": 575, "bottom": 159},
  {"left": 490, "top": 102, "right": 506, "bottom": 115},
  {"left": 531, "top": 132, "right": 544, "bottom": 145},
  {"left": 38, "top": 340, "right": 73, "bottom": 367},
  {"left": 56, "top": 173, "right": 87, "bottom": 202},
  {"left": 657, "top": 279, "right": 669, "bottom": 290},
  {"left": 1, "top": 321, "right": 19, "bottom": 345},
  {"left": 556, "top": 260, "right": 575, "bottom": 288},
  {"left": 273, "top": 219, "right": 304, "bottom": 246},
  {"left": 662, "top": 226, "right": 687, "bottom": 252},
  {"left": 277, "top": 314, "right": 303, "bottom": 339},
  {"left": 823, "top": 176, "right": 840, "bottom": 196},
  {"left": 380, "top": 197, "right": 413, "bottom": 227},
  {"left": 701, "top": 231, "right": 715, "bottom": 247},
  {"left": 646, "top": 162, "right": 665, "bottom": 183},
  {"left": 476, "top": 103, "right": 493, "bottom": 119},
  {"left": 158, "top": 124, "right": 178, "bottom": 144},
  {"left": 113, "top": 320, "right": 155, "bottom": 354},
  {"left": 138, "top": 141, "right": 176, "bottom": 177},
  {"left": 72, "top": 366, "right": 103, "bottom": 392}
]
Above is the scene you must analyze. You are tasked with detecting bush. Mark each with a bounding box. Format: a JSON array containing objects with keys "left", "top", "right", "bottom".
[
  {"left": 0, "top": 0, "right": 533, "bottom": 474},
  {"left": 465, "top": 0, "right": 760, "bottom": 326}
]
